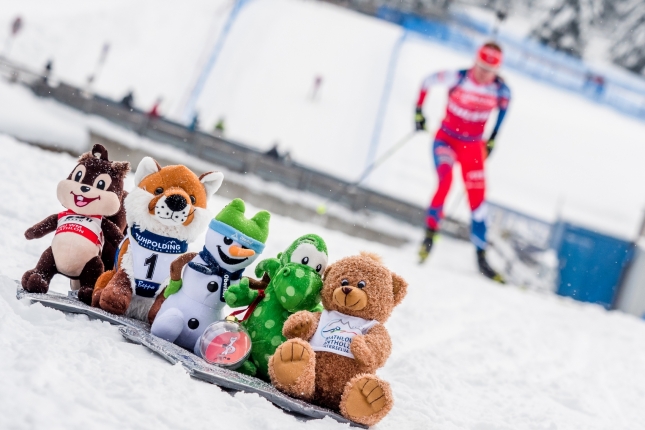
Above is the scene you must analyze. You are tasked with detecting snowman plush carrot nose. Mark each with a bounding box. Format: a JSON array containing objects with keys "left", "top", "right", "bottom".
[{"left": 229, "top": 246, "right": 256, "bottom": 257}]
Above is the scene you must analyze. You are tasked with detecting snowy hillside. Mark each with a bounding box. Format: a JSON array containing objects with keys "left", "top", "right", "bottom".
[
  {"left": 2, "top": 0, "right": 645, "bottom": 240},
  {"left": 2, "top": 136, "right": 645, "bottom": 429}
]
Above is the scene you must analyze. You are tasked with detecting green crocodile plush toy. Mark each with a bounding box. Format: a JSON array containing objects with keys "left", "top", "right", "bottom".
[{"left": 224, "top": 234, "right": 328, "bottom": 380}]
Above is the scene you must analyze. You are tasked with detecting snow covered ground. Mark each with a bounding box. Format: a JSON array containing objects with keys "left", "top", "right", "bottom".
[
  {"left": 0, "top": 73, "right": 88, "bottom": 151},
  {"left": 2, "top": 136, "right": 645, "bottom": 429},
  {"left": 3, "top": 0, "right": 645, "bottom": 239}
]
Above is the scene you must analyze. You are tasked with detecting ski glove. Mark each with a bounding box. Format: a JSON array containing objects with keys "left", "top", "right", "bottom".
[
  {"left": 415, "top": 107, "right": 426, "bottom": 131},
  {"left": 486, "top": 138, "right": 495, "bottom": 156}
]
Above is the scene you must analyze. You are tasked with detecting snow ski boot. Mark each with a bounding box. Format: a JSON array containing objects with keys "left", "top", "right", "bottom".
[
  {"left": 476, "top": 249, "right": 505, "bottom": 283},
  {"left": 418, "top": 227, "right": 436, "bottom": 264}
]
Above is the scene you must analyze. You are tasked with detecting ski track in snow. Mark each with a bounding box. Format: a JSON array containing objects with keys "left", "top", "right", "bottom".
[{"left": 2, "top": 136, "right": 645, "bottom": 429}]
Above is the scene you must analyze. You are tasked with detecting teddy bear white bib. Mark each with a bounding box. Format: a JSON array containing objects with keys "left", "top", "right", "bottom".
[{"left": 310, "top": 310, "right": 377, "bottom": 359}]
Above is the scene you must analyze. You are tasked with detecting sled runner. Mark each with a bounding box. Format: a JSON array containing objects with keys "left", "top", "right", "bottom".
[
  {"left": 15, "top": 283, "right": 150, "bottom": 330},
  {"left": 119, "top": 326, "right": 366, "bottom": 428}
]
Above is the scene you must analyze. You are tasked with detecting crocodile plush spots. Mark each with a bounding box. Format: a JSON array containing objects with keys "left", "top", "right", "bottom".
[{"left": 224, "top": 234, "right": 328, "bottom": 380}]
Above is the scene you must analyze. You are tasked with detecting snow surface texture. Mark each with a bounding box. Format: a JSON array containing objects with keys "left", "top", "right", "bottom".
[
  {"left": 2, "top": 137, "right": 645, "bottom": 429},
  {"left": 0, "top": 76, "right": 88, "bottom": 151},
  {"left": 3, "top": 0, "right": 645, "bottom": 239}
]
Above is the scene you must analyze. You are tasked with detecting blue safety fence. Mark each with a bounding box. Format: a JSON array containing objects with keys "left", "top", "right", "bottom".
[
  {"left": 551, "top": 222, "right": 634, "bottom": 309},
  {"left": 376, "top": 6, "right": 645, "bottom": 123}
]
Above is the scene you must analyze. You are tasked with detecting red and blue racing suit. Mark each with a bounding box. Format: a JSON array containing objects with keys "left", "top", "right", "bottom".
[{"left": 417, "top": 69, "right": 510, "bottom": 250}]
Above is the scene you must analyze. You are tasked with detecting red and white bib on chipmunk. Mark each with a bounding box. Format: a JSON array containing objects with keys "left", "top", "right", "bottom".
[
  {"left": 310, "top": 310, "right": 377, "bottom": 359},
  {"left": 56, "top": 210, "right": 104, "bottom": 248}
]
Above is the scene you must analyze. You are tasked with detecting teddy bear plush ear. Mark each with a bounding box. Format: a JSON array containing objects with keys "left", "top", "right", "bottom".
[
  {"left": 199, "top": 171, "right": 224, "bottom": 197},
  {"left": 323, "top": 264, "right": 333, "bottom": 281},
  {"left": 135, "top": 157, "right": 161, "bottom": 185},
  {"left": 391, "top": 271, "right": 408, "bottom": 307}
]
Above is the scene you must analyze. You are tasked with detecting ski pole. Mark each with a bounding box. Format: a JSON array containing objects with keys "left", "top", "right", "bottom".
[
  {"left": 357, "top": 130, "right": 417, "bottom": 184},
  {"left": 317, "top": 130, "right": 418, "bottom": 214}
]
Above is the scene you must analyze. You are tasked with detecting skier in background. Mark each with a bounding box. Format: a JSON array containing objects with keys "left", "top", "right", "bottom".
[
  {"left": 42, "top": 59, "right": 53, "bottom": 85},
  {"left": 188, "top": 112, "right": 200, "bottom": 132},
  {"left": 148, "top": 97, "right": 163, "bottom": 118},
  {"left": 309, "top": 75, "right": 323, "bottom": 100},
  {"left": 120, "top": 90, "right": 134, "bottom": 110},
  {"left": 214, "top": 117, "right": 226, "bottom": 136},
  {"left": 415, "top": 41, "right": 510, "bottom": 282},
  {"left": 265, "top": 143, "right": 281, "bottom": 159}
]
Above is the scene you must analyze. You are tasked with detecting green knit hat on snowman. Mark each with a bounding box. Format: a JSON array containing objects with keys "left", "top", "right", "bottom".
[
  {"left": 210, "top": 198, "right": 270, "bottom": 253},
  {"left": 163, "top": 199, "right": 270, "bottom": 299}
]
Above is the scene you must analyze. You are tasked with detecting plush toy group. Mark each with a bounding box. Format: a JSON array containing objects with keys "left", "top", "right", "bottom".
[{"left": 21, "top": 144, "right": 408, "bottom": 426}]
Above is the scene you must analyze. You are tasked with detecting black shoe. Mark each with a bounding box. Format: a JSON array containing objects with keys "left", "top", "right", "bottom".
[
  {"left": 418, "top": 228, "right": 436, "bottom": 264},
  {"left": 476, "top": 249, "right": 505, "bottom": 283}
]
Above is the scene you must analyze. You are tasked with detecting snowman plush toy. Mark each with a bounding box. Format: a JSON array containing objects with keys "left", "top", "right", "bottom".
[{"left": 151, "top": 198, "right": 270, "bottom": 356}]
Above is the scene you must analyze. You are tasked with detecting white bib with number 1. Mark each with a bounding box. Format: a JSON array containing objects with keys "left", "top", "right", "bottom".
[{"left": 127, "top": 224, "right": 188, "bottom": 298}]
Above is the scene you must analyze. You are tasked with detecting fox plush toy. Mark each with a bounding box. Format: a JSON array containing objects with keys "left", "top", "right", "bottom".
[
  {"left": 22, "top": 144, "right": 130, "bottom": 305},
  {"left": 92, "top": 157, "right": 223, "bottom": 323}
]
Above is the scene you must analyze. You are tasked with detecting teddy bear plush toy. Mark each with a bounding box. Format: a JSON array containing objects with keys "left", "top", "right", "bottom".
[
  {"left": 224, "top": 234, "right": 328, "bottom": 380},
  {"left": 22, "top": 144, "right": 129, "bottom": 305},
  {"left": 267, "top": 252, "right": 408, "bottom": 426},
  {"left": 151, "top": 198, "right": 270, "bottom": 356}
]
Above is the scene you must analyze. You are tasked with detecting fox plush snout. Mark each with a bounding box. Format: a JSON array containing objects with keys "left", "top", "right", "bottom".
[{"left": 135, "top": 157, "right": 223, "bottom": 227}]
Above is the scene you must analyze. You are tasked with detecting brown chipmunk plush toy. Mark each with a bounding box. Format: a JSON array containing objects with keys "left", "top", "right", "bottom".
[
  {"left": 22, "top": 144, "right": 130, "bottom": 305},
  {"left": 268, "top": 252, "right": 408, "bottom": 426}
]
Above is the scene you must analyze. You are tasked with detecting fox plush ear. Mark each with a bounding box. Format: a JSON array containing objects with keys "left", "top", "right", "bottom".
[
  {"left": 199, "top": 171, "right": 224, "bottom": 196},
  {"left": 134, "top": 157, "right": 161, "bottom": 185},
  {"left": 391, "top": 271, "right": 408, "bottom": 307}
]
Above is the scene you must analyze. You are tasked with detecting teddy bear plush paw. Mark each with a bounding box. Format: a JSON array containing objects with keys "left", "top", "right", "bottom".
[
  {"left": 282, "top": 311, "right": 317, "bottom": 340},
  {"left": 269, "top": 339, "right": 315, "bottom": 399},
  {"left": 349, "top": 334, "right": 376, "bottom": 369},
  {"left": 22, "top": 271, "right": 49, "bottom": 294},
  {"left": 341, "top": 374, "right": 394, "bottom": 426}
]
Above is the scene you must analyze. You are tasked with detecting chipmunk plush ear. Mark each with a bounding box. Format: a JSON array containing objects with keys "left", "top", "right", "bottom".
[
  {"left": 199, "top": 171, "right": 224, "bottom": 197},
  {"left": 391, "top": 271, "right": 408, "bottom": 307},
  {"left": 111, "top": 161, "right": 131, "bottom": 178},
  {"left": 134, "top": 157, "right": 161, "bottom": 185},
  {"left": 91, "top": 144, "right": 109, "bottom": 161}
]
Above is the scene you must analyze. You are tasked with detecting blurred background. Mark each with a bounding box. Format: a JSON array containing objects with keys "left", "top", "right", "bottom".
[{"left": 2, "top": 0, "right": 645, "bottom": 314}]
